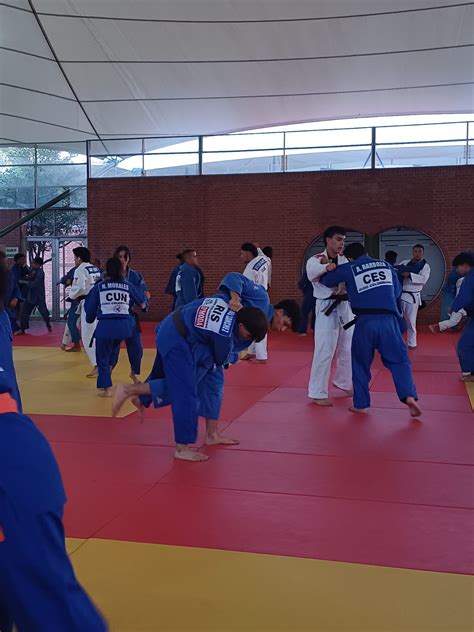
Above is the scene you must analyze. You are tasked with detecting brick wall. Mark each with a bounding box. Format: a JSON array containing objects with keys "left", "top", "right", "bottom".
[
  {"left": 87, "top": 166, "right": 474, "bottom": 323},
  {"left": 0, "top": 209, "right": 23, "bottom": 252}
]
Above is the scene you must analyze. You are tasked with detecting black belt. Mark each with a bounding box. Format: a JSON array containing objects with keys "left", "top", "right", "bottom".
[
  {"left": 172, "top": 307, "right": 188, "bottom": 338},
  {"left": 402, "top": 290, "right": 420, "bottom": 304},
  {"left": 323, "top": 294, "right": 348, "bottom": 316},
  {"left": 343, "top": 308, "right": 398, "bottom": 330}
]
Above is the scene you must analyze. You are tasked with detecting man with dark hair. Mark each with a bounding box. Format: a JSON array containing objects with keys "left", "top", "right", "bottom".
[
  {"left": 112, "top": 296, "right": 268, "bottom": 462},
  {"left": 320, "top": 242, "right": 421, "bottom": 417},
  {"left": 218, "top": 272, "right": 300, "bottom": 334},
  {"left": 0, "top": 368, "right": 107, "bottom": 631},
  {"left": 429, "top": 252, "right": 474, "bottom": 381},
  {"left": 399, "top": 244, "right": 431, "bottom": 349},
  {"left": 385, "top": 250, "right": 398, "bottom": 266},
  {"left": 69, "top": 247, "right": 102, "bottom": 376},
  {"left": 19, "top": 257, "right": 52, "bottom": 334},
  {"left": 306, "top": 226, "right": 354, "bottom": 406},
  {"left": 175, "top": 249, "right": 203, "bottom": 307},
  {"left": 241, "top": 243, "right": 270, "bottom": 362}
]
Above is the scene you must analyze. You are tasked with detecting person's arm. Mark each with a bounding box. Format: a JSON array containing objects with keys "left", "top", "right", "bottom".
[
  {"left": 392, "top": 270, "right": 402, "bottom": 299},
  {"left": 27, "top": 269, "right": 43, "bottom": 290},
  {"left": 68, "top": 266, "right": 87, "bottom": 300},
  {"left": 410, "top": 263, "right": 430, "bottom": 286},
  {"left": 84, "top": 285, "right": 100, "bottom": 323},
  {"left": 130, "top": 285, "right": 147, "bottom": 311},
  {"left": 219, "top": 272, "right": 246, "bottom": 311},
  {"left": 306, "top": 256, "right": 333, "bottom": 283},
  {"left": 211, "top": 333, "right": 234, "bottom": 367},
  {"left": 319, "top": 265, "right": 348, "bottom": 288},
  {"left": 452, "top": 275, "right": 474, "bottom": 312}
]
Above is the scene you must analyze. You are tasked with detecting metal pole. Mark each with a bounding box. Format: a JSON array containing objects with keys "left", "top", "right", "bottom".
[
  {"left": 0, "top": 189, "right": 72, "bottom": 239},
  {"left": 466, "top": 121, "right": 470, "bottom": 166},
  {"left": 141, "top": 138, "right": 145, "bottom": 176},
  {"left": 371, "top": 127, "right": 376, "bottom": 169},
  {"left": 198, "top": 136, "right": 203, "bottom": 175}
]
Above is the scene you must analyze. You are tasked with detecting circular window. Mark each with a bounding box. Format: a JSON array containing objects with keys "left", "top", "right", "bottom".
[{"left": 379, "top": 228, "right": 446, "bottom": 304}]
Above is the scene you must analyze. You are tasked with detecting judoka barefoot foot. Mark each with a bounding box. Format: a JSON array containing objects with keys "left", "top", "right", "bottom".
[
  {"left": 205, "top": 433, "right": 239, "bottom": 446},
  {"left": 112, "top": 384, "right": 133, "bottom": 417},
  {"left": 175, "top": 445, "right": 209, "bottom": 462},
  {"left": 461, "top": 374, "right": 474, "bottom": 383},
  {"left": 129, "top": 372, "right": 140, "bottom": 384},
  {"left": 312, "top": 398, "right": 333, "bottom": 407},
  {"left": 428, "top": 324, "right": 440, "bottom": 333},
  {"left": 65, "top": 343, "right": 81, "bottom": 352},
  {"left": 406, "top": 396, "right": 422, "bottom": 417},
  {"left": 349, "top": 406, "right": 368, "bottom": 414},
  {"left": 248, "top": 358, "right": 267, "bottom": 364},
  {"left": 333, "top": 383, "right": 353, "bottom": 396},
  {"left": 86, "top": 367, "right": 98, "bottom": 378},
  {"left": 98, "top": 388, "right": 112, "bottom": 398},
  {"left": 131, "top": 395, "right": 145, "bottom": 421}
]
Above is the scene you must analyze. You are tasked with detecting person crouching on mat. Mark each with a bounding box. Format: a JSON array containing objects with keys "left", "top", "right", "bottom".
[
  {"left": 0, "top": 369, "right": 107, "bottom": 632},
  {"left": 84, "top": 257, "right": 146, "bottom": 397},
  {"left": 112, "top": 297, "right": 268, "bottom": 462}
]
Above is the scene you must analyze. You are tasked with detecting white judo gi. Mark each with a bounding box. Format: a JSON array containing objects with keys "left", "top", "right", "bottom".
[
  {"left": 306, "top": 251, "right": 354, "bottom": 400},
  {"left": 243, "top": 254, "right": 270, "bottom": 360},
  {"left": 69, "top": 263, "right": 102, "bottom": 366},
  {"left": 438, "top": 278, "right": 466, "bottom": 331},
  {"left": 400, "top": 260, "right": 431, "bottom": 348}
]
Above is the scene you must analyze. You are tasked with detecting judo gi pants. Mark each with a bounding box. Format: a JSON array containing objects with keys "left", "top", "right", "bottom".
[
  {"left": 125, "top": 325, "right": 143, "bottom": 376},
  {"left": 308, "top": 300, "right": 353, "bottom": 399},
  {"left": 142, "top": 323, "right": 224, "bottom": 445},
  {"left": 248, "top": 335, "right": 268, "bottom": 360},
  {"left": 62, "top": 303, "right": 81, "bottom": 345},
  {"left": 79, "top": 305, "right": 97, "bottom": 367},
  {"left": 457, "top": 318, "right": 474, "bottom": 374},
  {"left": 20, "top": 299, "right": 51, "bottom": 331},
  {"left": 352, "top": 314, "right": 417, "bottom": 410},
  {"left": 401, "top": 300, "right": 420, "bottom": 348}
]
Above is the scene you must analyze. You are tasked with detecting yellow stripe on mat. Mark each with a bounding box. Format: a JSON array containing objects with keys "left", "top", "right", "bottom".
[{"left": 67, "top": 538, "right": 474, "bottom": 632}]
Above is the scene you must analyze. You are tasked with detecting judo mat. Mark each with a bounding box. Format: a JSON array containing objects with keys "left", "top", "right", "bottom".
[{"left": 14, "top": 324, "right": 474, "bottom": 631}]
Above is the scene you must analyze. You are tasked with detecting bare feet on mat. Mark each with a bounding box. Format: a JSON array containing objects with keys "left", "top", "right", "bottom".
[
  {"left": 86, "top": 367, "right": 98, "bottom": 378},
  {"left": 129, "top": 372, "right": 140, "bottom": 384},
  {"left": 65, "top": 343, "right": 81, "bottom": 352},
  {"left": 98, "top": 388, "right": 112, "bottom": 398},
  {"left": 406, "top": 397, "right": 422, "bottom": 418},
  {"left": 112, "top": 384, "right": 131, "bottom": 417},
  {"left": 349, "top": 406, "right": 368, "bottom": 414},
  {"left": 175, "top": 446, "right": 209, "bottom": 462},
  {"left": 248, "top": 358, "right": 267, "bottom": 364},
  {"left": 461, "top": 374, "right": 474, "bottom": 382},
  {"left": 333, "top": 383, "right": 353, "bottom": 396},
  {"left": 205, "top": 433, "right": 239, "bottom": 446},
  {"left": 428, "top": 324, "right": 440, "bottom": 333},
  {"left": 312, "top": 398, "right": 333, "bottom": 407}
]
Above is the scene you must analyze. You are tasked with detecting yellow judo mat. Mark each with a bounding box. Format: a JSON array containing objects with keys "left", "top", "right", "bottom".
[
  {"left": 66, "top": 538, "right": 474, "bottom": 632},
  {"left": 13, "top": 346, "right": 155, "bottom": 417}
]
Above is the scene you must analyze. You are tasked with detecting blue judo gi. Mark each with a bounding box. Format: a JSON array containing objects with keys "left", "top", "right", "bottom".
[
  {"left": 217, "top": 272, "right": 273, "bottom": 353},
  {"left": 321, "top": 255, "right": 417, "bottom": 410},
  {"left": 164, "top": 265, "right": 181, "bottom": 310},
  {"left": 175, "top": 263, "right": 202, "bottom": 308},
  {"left": 140, "top": 296, "right": 248, "bottom": 445},
  {"left": 451, "top": 268, "right": 474, "bottom": 375},
  {"left": 124, "top": 267, "right": 149, "bottom": 377},
  {"left": 0, "top": 309, "right": 22, "bottom": 411},
  {"left": 5, "top": 269, "right": 22, "bottom": 333},
  {"left": 0, "top": 372, "right": 107, "bottom": 632},
  {"left": 85, "top": 279, "right": 145, "bottom": 389}
]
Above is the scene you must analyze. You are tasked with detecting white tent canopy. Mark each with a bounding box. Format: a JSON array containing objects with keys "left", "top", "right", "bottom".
[{"left": 1, "top": 0, "right": 473, "bottom": 144}]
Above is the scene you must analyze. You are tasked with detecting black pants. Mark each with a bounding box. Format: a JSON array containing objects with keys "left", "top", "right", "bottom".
[{"left": 20, "top": 300, "right": 51, "bottom": 331}]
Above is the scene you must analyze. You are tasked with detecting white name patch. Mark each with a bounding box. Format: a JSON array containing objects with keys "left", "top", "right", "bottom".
[
  {"left": 352, "top": 263, "right": 393, "bottom": 294},
  {"left": 194, "top": 298, "right": 235, "bottom": 336},
  {"left": 100, "top": 289, "right": 130, "bottom": 315}
]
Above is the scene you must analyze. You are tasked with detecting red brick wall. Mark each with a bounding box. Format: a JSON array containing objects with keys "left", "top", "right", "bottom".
[
  {"left": 87, "top": 166, "right": 474, "bottom": 323},
  {"left": 0, "top": 210, "right": 23, "bottom": 252}
]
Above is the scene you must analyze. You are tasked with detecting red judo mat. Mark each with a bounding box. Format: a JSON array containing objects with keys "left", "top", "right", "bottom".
[{"left": 19, "top": 323, "right": 474, "bottom": 575}]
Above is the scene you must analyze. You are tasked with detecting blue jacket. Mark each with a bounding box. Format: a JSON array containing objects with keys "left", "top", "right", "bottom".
[
  {"left": 442, "top": 268, "right": 461, "bottom": 299},
  {"left": 175, "top": 297, "right": 245, "bottom": 367},
  {"left": 452, "top": 268, "right": 474, "bottom": 316},
  {"left": 84, "top": 279, "right": 146, "bottom": 339},
  {"left": 217, "top": 272, "right": 273, "bottom": 320},
  {"left": 165, "top": 266, "right": 180, "bottom": 296},
  {"left": 6, "top": 269, "right": 21, "bottom": 305},
  {"left": 0, "top": 310, "right": 22, "bottom": 411},
  {"left": 25, "top": 268, "right": 46, "bottom": 304},
  {"left": 126, "top": 267, "right": 149, "bottom": 311},
  {"left": 11, "top": 263, "right": 30, "bottom": 299},
  {"left": 321, "top": 255, "right": 402, "bottom": 315},
  {"left": 175, "top": 263, "right": 202, "bottom": 307}
]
